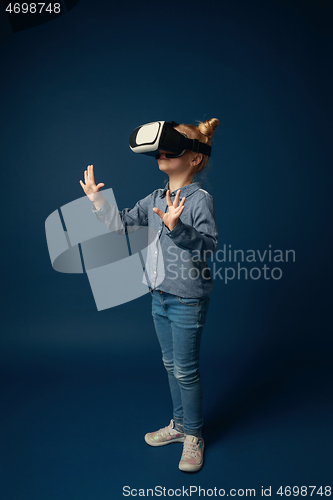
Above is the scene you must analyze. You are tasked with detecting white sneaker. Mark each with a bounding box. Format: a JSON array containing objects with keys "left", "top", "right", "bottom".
[
  {"left": 179, "top": 435, "right": 204, "bottom": 472},
  {"left": 144, "top": 419, "right": 185, "bottom": 447}
]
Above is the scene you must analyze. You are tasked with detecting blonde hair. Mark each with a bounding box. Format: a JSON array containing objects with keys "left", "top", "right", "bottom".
[{"left": 175, "top": 118, "right": 219, "bottom": 173}]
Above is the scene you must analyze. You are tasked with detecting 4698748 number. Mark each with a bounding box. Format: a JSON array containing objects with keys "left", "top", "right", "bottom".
[
  {"left": 277, "top": 486, "right": 331, "bottom": 496},
  {"left": 5, "top": 3, "right": 61, "bottom": 14}
]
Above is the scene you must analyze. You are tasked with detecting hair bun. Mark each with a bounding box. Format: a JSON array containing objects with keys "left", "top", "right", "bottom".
[{"left": 198, "top": 118, "right": 219, "bottom": 138}]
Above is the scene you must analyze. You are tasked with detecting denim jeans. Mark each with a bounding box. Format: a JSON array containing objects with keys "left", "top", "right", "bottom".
[{"left": 151, "top": 289, "right": 210, "bottom": 437}]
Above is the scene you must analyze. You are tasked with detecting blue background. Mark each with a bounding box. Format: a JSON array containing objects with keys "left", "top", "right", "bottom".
[{"left": 1, "top": 0, "right": 332, "bottom": 498}]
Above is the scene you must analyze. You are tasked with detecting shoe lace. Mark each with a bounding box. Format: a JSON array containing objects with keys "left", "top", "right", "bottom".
[
  {"left": 182, "top": 439, "right": 199, "bottom": 458},
  {"left": 156, "top": 421, "right": 175, "bottom": 438}
]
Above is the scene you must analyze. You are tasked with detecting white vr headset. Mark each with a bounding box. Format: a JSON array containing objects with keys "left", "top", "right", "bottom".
[{"left": 129, "top": 121, "right": 212, "bottom": 159}]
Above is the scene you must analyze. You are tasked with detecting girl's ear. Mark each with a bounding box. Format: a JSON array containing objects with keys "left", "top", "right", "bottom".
[{"left": 192, "top": 153, "right": 203, "bottom": 167}]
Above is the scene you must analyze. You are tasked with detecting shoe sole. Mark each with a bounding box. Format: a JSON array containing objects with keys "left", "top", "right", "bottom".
[{"left": 144, "top": 434, "right": 185, "bottom": 447}]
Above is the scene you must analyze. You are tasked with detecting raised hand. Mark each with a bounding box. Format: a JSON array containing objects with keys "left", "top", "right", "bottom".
[
  {"left": 79, "top": 164, "right": 105, "bottom": 208},
  {"left": 153, "top": 190, "right": 186, "bottom": 231}
]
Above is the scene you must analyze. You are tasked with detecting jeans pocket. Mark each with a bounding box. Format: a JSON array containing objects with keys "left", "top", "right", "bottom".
[{"left": 177, "top": 297, "right": 201, "bottom": 306}]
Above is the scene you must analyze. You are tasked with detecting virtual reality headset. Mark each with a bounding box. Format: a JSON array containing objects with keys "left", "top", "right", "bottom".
[{"left": 129, "top": 121, "right": 212, "bottom": 159}]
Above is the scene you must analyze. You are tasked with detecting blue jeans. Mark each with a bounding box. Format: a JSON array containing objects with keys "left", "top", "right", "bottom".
[{"left": 151, "top": 289, "right": 210, "bottom": 437}]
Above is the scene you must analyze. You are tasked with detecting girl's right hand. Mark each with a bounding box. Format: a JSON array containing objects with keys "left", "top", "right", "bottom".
[{"left": 79, "top": 164, "right": 105, "bottom": 208}]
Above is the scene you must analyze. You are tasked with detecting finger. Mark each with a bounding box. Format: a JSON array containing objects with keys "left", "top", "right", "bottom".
[
  {"left": 174, "top": 189, "right": 181, "bottom": 207},
  {"left": 79, "top": 180, "right": 85, "bottom": 189},
  {"left": 84, "top": 170, "right": 88, "bottom": 182},
  {"left": 153, "top": 207, "right": 165, "bottom": 219},
  {"left": 88, "top": 164, "right": 95, "bottom": 183},
  {"left": 166, "top": 190, "right": 172, "bottom": 207},
  {"left": 175, "top": 204, "right": 185, "bottom": 214},
  {"left": 96, "top": 183, "right": 105, "bottom": 190},
  {"left": 173, "top": 198, "right": 185, "bottom": 213}
]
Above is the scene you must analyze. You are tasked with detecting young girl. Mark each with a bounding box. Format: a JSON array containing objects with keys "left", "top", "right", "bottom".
[{"left": 80, "top": 118, "right": 219, "bottom": 472}]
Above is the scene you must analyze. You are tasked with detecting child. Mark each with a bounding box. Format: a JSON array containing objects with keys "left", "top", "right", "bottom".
[{"left": 80, "top": 118, "right": 219, "bottom": 472}]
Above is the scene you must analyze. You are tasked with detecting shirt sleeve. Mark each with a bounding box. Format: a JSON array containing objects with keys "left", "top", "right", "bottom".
[
  {"left": 92, "top": 194, "right": 150, "bottom": 233},
  {"left": 165, "top": 194, "right": 218, "bottom": 259}
]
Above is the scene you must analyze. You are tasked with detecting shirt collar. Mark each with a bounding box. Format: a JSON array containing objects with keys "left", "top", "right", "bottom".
[{"left": 159, "top": 181, "right": 203, "bottom": 198}]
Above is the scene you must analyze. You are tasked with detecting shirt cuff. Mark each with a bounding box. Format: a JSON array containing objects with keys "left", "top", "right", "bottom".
[
  {"left": 165, "top": 219, "right": 186, "bottom": 238},
  {"left": 91, "top": 200, "right": 109, "bottom": 214}
]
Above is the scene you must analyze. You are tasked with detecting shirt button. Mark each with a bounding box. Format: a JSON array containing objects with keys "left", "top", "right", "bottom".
[
  {"left": 154, "top": 271, "right": 156, "bottom": 274},
  {"left": 155, "top": 251, "right": 157, "bottom": 254}
]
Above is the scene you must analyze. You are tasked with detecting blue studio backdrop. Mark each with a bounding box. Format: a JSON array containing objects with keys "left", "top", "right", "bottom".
[{"left": 0, "top": 0, "right": 332, "bottom": 498}]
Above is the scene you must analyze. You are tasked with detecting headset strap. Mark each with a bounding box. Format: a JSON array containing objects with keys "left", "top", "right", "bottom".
[
  {"left": 186, "top": 138, "right": 211, "bottom": 157},
  {"left": 166, "top": 122, "right": 212, "bottom": 157}
]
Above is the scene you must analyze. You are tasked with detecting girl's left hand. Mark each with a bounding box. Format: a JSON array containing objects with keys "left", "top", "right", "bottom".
[{"left": 153, "top": 190, "right": 186, "bottom": 231}]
